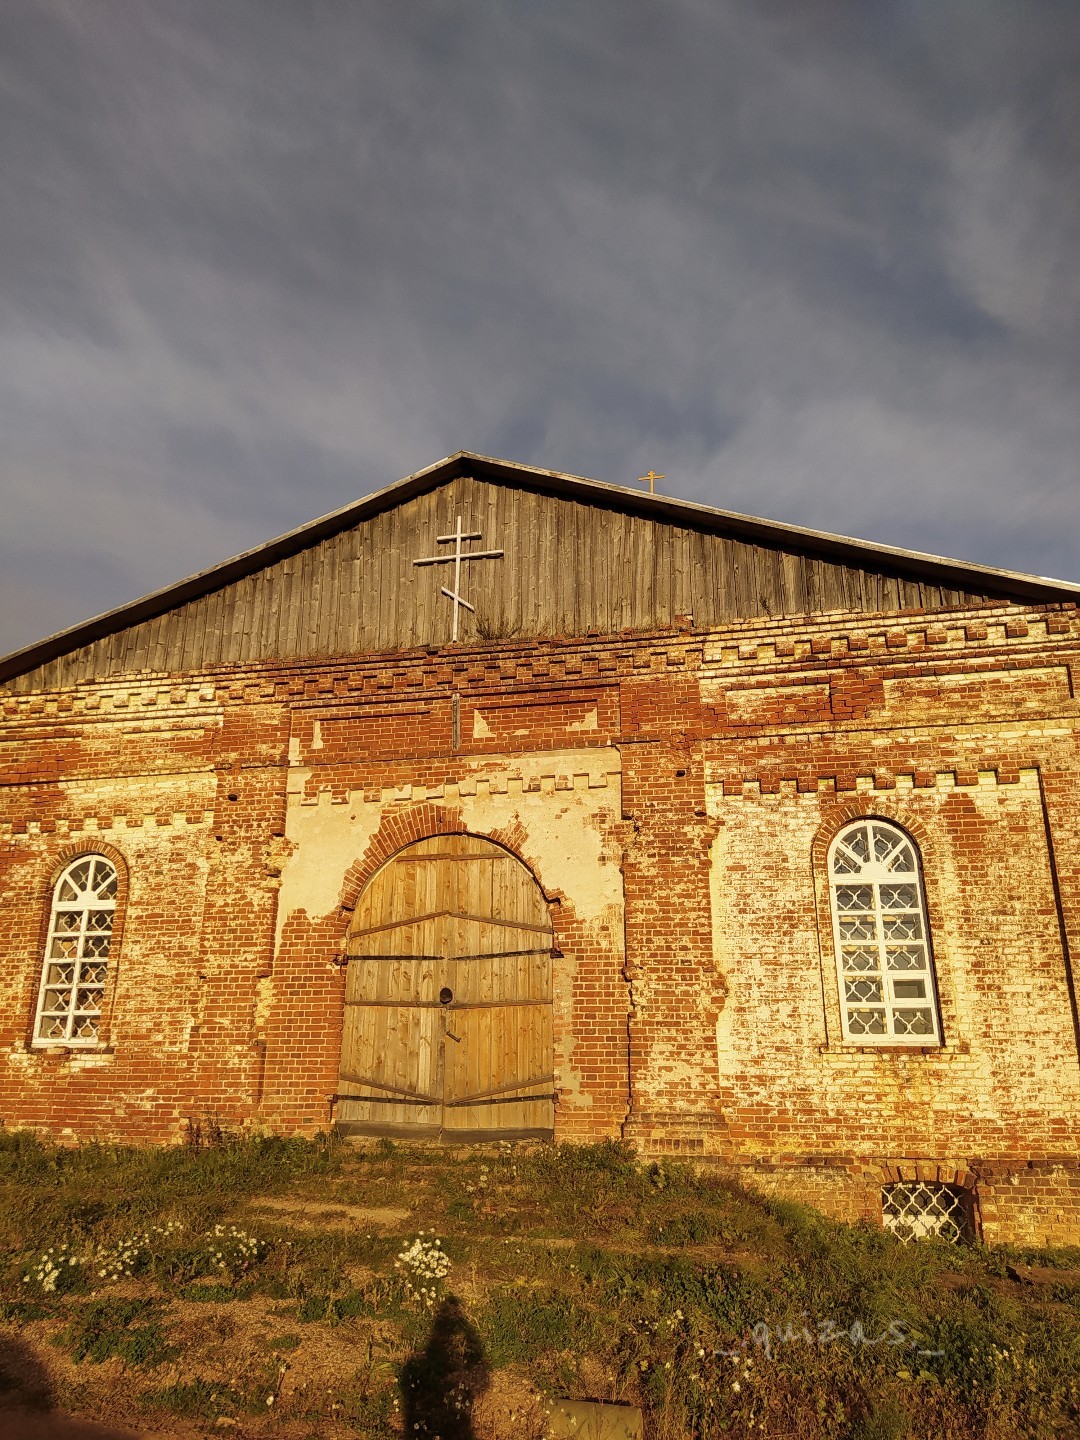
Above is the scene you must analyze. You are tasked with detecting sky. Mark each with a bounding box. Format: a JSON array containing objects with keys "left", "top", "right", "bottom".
[{"left": 2, "top": 0, "right": 1079, "bottom": 656}]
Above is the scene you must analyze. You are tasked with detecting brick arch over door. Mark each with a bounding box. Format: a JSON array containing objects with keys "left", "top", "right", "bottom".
[{"left": 335, "top": 833, "right": 555, "bottom": 1141}]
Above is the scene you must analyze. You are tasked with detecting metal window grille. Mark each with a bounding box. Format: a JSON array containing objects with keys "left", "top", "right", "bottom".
[
  {"left": 33, "top": 856, "right": 117, "bottom": 1046},
  {"left": 882, "top": 1181, "right": 974, "bottom": 1244},
  {"left": 828, "top": 820, "right": 941, "bottom": 1045}
]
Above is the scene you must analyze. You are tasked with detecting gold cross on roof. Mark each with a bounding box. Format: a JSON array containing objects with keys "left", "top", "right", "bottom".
[{"left": 637, "top": 469, "right": 665, "bottom": 495}]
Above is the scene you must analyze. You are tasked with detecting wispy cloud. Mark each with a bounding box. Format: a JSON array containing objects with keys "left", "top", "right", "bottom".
[{"left": 2, "top": 0, "right": 1078, "bottom": 652}]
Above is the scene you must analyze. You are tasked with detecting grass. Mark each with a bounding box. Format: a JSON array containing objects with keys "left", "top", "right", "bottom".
[
  {"left": 0, "top": 1128, "right": 1077, "bottom": 1439},
  {"left": 52, "top": 1297, "right": 175, "bottom": 1368},
  {"left": 139, "top": 1377, "right": 250, "bottom": 1422}
]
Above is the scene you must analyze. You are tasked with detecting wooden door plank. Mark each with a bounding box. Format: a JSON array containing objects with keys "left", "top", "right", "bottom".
[{"left": 341, "top": 834, "right": 553, "bottom": 1138}]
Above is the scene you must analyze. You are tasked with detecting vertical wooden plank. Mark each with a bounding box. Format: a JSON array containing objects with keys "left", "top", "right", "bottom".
[
  {"left": 318, "top": 533, "right": 342, "bottom": 658},
  {"left": 732, "top": 539, "right": 756, "bottom": 618},
  {"left": 818, "top": 558, "right": 846, "bottom": 614},
  {"left": 199, "top": 589, "right": 221, "bottom": 669},
  {"left": 276, "top": 553, "right": 299, "bottom": 660},
  {"left": 652, "top": 517, "right": 668, "bottom": 628},
  {"left": 305, "top": 535, "right": 327, "bottom": 659},
  {"left": 508, "top": 481, "right": 525, "bottom": 640},
  {"left": 358, "top": 517, "right": 377, "bottom": 654},
  {"left": 261, "top": 555, "right": 288, "bottom": 661},
  {"left": 361, "top": 508, "right": 382, "bottom": 652},
  {"left": 858, "top": 561, "right": 875, "bottom": 613},
  {"left": 403, "top": 492, "right": 424, "bottom": 651},
  {"left": 673, "top": 523, "right": 692, "bottom": 622},
  {"left": 641, "top": 513, "right": 658, "bottom": 631},
  {"left": 782, "top": 549, "right": 803, "bottom": 616},
  {"left": 297, "top": 545, "right": 318, "bottom": 656},
  {"left": 567, "top": 495, "right": 585, "bottom": 636},
  {"left": 898, "top": 577, "right": 921, "bottom": 611},
  {"left": 801, "top": 557, "right": 820, "bottom": 615},
  {"left": 762, "top": 546, "right": 783, "bottom": 618},
  {"left": 345, "top": 524, "right": 364, "bottom": 655},
  {"left": 143, "top": 621, "right": 162, "bottom": 675},
  {"left": 181, "top": 591, "right": 203, "bottom": 674},
  {"left": 707, "top": 533, "right": 731, "bottom": 624},
  {"left": 216, "top": 579, "right": 241, "bottom": 671},
  {"left": 863, "top": 568, "right": 885, "bottom": 616},
  {"left": 687, "top": 527, "right": 708, "bottom": 631},
  {"left": 538, "top": 484, "right": 559, "bottom": 642},
  {"left": 225, "top": 574, "right": 250, "bottom": 666}
]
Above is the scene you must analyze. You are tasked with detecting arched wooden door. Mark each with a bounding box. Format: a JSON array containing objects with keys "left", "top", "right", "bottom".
[{"left": 336, "top": 835, "right": 555, "bottom": 1139}]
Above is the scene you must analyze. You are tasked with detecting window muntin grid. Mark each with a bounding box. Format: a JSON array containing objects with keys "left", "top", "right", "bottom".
[
  {"left": 828, "top": 821, "right": 941, "bottom": 1045},
  {"left": 882, "top": 1181, "right": 973, "bottom": 1243},
  {"left": 33, "top": 856, "right": 117, "bottom": 1046}
]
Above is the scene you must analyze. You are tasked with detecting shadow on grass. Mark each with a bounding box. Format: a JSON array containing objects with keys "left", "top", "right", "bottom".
[
  {"left": 0, "top": 1332, "right": 142, "bottom": 1438},
  {"left": 400, "top": 1295, "right": 490, "bottom": 1440}
]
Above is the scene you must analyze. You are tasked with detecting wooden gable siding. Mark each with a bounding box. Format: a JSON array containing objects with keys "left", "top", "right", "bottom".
[{"left": 8, "top": 475, "right": 997, "bottom": 691}]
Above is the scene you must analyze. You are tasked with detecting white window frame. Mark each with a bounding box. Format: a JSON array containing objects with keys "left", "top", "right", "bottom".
[
  {"left": 32, "top": 855, "right": 118, "bottom": 1048},
  {"left": 827, "top": 819, "right": 942, "bottom": 1046}
]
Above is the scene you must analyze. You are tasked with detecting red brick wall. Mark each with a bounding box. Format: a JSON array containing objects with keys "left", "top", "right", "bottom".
[{"left": 2, "top": 601, "right": 1078, "bottom": 1241}]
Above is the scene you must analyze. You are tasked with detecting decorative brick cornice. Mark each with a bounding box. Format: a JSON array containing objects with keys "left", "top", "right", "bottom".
[
  {"left": 1, "top": 600, "right": 1075, "bottom": 719},
  {"left": 709, "top": 766, "right": 1041, "bottom": 802}
]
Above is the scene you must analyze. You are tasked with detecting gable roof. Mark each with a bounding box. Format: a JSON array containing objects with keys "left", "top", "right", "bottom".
[{"left": 2, "top": 450, "right": 1078, "bottom": 685}]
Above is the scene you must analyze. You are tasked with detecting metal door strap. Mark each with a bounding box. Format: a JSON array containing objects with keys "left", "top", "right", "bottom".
[
  {"left": 332, "top": 1092, "right": 556, "bottom": 1109},
  {"left": 343, "top": 998, "right": 551, "bottom": 1009},
  {"left": 338, "top": 1072, "right": 439, "bottom": 1102},
  {"left": 452, "top": 948, "right": 559, "bottom": 960},
  {"left": 339, "top": 953, "right": 443, "bottom": 964},
  {"left": 331, "top": 1094, "right": 439, "bottom": 1107},
  {"left": 446, "top": 1093, "right": 558, "bottom": 1108},
  {"left": 336, "top": 948, "right": 557, "bottom": 965}
]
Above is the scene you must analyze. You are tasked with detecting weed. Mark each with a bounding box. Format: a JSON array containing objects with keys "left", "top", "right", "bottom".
[
  {"left": 296, "top": 1285, "right": 380, "bottom": 1325},
  {"left": 140, "top": 1377, "right": 245, "bottom": 1421},
  {"left": 850, "top": 1397, "right": 912, "bottom": 1440},
  {"left": 296, "top": 1293, "right": 333, "bottom": 1323},
  {"left": 482, "top": 1287, "right": 594, "bottom": 1367},
  {"left": 53, "top": 1298, "right": 175, "bottom": 1368},
  {"left": 266, "top": 1332, "right": 302, "bottom": 1352},
  {"left": 179, "top": 1283, "right": 242, "bottom": 1302}
]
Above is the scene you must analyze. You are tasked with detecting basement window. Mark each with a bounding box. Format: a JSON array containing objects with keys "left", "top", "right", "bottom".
[
  {"left": 828, "top": 820, "right": 942, "bottom": 1046},
  {"left": 32, "top": 856, "right": 117, "bottom": 1046},
  {"left": 882, "top": 1181, "right": 974, "bottom": 1243}
]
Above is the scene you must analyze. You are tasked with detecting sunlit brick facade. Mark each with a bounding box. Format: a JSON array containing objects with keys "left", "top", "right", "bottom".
[{"left": 2, "top": 455, "right": 1078, "bottom": 1244}]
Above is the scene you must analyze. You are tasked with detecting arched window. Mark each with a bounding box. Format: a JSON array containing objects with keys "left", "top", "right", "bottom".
[
  {"left": 33, "top": 855, "right": 118, "bottom": 1046},
  {"left": 828, "top": 820, "right": 941, "bottom": 1045}
]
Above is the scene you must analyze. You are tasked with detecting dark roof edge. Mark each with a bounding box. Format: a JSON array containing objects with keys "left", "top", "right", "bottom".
[{"left": 2, "top": 450, "right": 1078, "bottom": 683}]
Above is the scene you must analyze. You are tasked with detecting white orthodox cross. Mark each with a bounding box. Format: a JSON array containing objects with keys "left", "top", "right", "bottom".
[{"left": 413, "top": 515, "right": 504, "bottom": 641}]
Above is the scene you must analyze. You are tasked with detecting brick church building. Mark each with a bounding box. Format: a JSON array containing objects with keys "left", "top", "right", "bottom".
[{"left": 2, "top": 453, "right": 1078, "bottom": 1244}]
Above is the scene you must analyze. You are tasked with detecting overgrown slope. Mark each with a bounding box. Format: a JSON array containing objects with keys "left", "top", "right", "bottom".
[{"left": 0, "top": 1132, "right": 1077, "bottom": 1439}]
